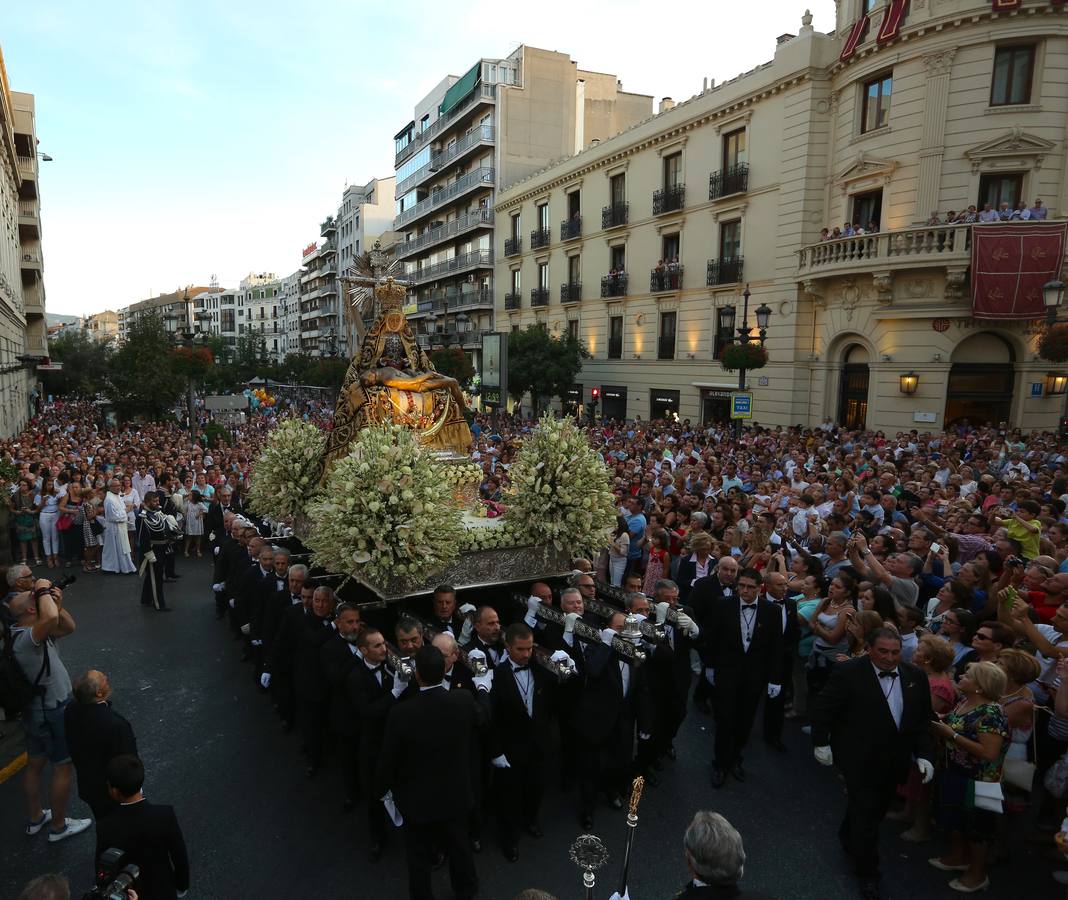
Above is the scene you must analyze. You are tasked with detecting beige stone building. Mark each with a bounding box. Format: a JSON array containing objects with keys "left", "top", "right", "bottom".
[
  {"left": 495, "top": 0, "right": 1068, "bottom": 433},
  {"left": 0, "top": 48, "right": 48, "bottom": 435},
  {"left": 394, "top": 46, "right": 652, "bottom": 369},
  {"left": 84, "top": 310, "right": 119, "bottom": 343}
]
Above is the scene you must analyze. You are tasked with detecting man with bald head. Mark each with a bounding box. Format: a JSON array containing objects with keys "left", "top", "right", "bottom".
[
  {"left": 432, "top": 632, "right": 475, "bottom": 694},
  {"left": 64, "top": 670, "right": 138, "bottom": 820}
]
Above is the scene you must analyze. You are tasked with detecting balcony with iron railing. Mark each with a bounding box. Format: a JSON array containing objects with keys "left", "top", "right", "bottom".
[
  {"left": 561, "top": 217, "right": 581, "bottom": 241},
  {"left": 320, "top": 239, "right": 337, "bottom": 255},
  {"left": 504, "top": 293, "right": 521, "bottom": 310},
  {"left": 23, "top": 279, "right": 44, "bottom": 316},
  {"left": 653, "top": 184, "right": 685, "bottom": 215},
  {"left": 504, "top": 236, "right": 522, "bottom": 257},
  {"left": 707, "top": 257, "right": 744, "bottom": 286},
  {"left": 394, "top": 167, "right": 495, "bottom": 230},
  {"left": 18, "top": 201, "right": 37, "bottom": 220},
  {"left": 395, "top": 209, "right": 494, "bottom": 259},
  {"left": 16, "top": 156, "right": 34, "bottom": 178},
  {"left": 395, "top": 84, "right": 497, "bottom": 167},
  {"left": 601, "top": 274, "right": 628, "bottom": 298},
  {"left": 709, "top": 164, "right": 749, "bottom": 200},
  {"left": 530, "top": 228, "right": 551, "bottom": 250},
  {"left": 407, "top": 248, "right": 494, "bottom": 285},
  {"left": 413, "top": 287, "right": 494, "bottom": 316},
  {"left": 530, "top": 287, "right": 549, "bottom": 307},
  {"left": 395, "top": 125, "right": 496, "bottom": 196},
  {"left": 320, "top": 217, "right": 337, "bottom": 236},
  {"left": 650, "top": 266, "right": 684, "bottom": 293},
  {"left": 602, "top": 202, "right": 628, "bottom": 229},
  {"left": 560, "top": 282, "right": 581, "bottom": 303},
  {"left": 20, "top": 252, "right": 42, "bottom": 271}
]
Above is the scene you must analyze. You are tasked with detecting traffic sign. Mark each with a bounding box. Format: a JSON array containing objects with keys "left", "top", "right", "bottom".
[{"left": 730, "top": 392, "right": 753, "bottom": 419}]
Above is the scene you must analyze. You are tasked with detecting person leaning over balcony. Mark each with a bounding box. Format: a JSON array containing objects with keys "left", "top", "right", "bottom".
[
  {"left": 1030, "top": 198, "right": 1048, "bottom": 220},
  {"left": 978, "top": 204, "right": 999, "bottom": 223},
  {"left": 819, "top": 227, "right": 830, "bottom": 241},
  {"left": 1011, "top": 201, "right": 1031, "bottom": 221},
  {"left": 962, "top": 206, "right": 978, "bottom": 224},
  {"left": 998, "top": 202, "right": 1013, "bottom": 220}
]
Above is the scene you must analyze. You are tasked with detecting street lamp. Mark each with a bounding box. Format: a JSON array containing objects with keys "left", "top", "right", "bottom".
[
  {"left": 166, "top": 288, "right": 212, "bottom": 435},
  {"left": 1044, "top": 279, "right": 1065, "bottom": 323},
  {"left": 720, "top": 284, "right": 772, "bottom": 438}
]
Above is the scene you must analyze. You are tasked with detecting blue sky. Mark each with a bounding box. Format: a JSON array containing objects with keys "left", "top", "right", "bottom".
[{"left": 6, "top": 0, "right": 837, "bottom": 316}]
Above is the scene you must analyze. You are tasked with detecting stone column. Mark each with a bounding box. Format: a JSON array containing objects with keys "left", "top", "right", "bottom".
[{"left": 914, "top": 49, "right": 956, "bottom": 224}]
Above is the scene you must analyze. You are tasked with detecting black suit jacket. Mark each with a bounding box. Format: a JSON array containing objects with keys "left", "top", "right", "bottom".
[
  {"left": 675, "top": 881, "right": 775, "bottom": 899},
  {"left": 688, "top": 574, "right": 736, "bottom": 642},
  {"left": 262, "top": 590, "right": 299, "bottom": 660},
  {"left": 489, "top": 660, "right": 555, "bottom": 764},
  {"left": 236, "top": 564, "right": 272, "bottom": 633},
  {"left": 223, "top": 545, "right": 253, "bottom": 599},
  {"left": 266, "top": 602, "right": 306, "bottom": 675},
  {"left": 321, "top": 634, "right": 361, "bottom": 737},
  {"left": 211, "top": 533, "right": 235, "bottom": 583},
  {"left": 571, "top": 641, "right": 651, "bottom": 744},
  {"left": 346, "top": 658, "right": 396, "bottom": 782},
  {"left": 95, "top": 800, "right": 190, "bottom": 900},
  {"left": 702, "top": 595, "right": 784, "bottom": 691},
  {"left": 649, "top": 608, "right": 700, "bottom": 708},
  {"left": 676, "top": 555, "right": 715, "bottom": 604},
  {"left": 294, "top": 615, "right": 334, "bottom": 703},
  {"left": 462, "top": 634, "right": 504, "bottom": 669},
  {"left": 375, "top": 685, "right": 487, "bottom": 824},
  {"left": 809, "top": 656, "right": 935, "bottom": 784},
  {"left": 63, "top": 702, "right": 138, "bottom": 817}
]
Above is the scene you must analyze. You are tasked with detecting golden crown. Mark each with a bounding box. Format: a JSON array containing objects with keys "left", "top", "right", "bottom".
[{"left": 374, "top": 277, "right": 407, "bottom": 311}]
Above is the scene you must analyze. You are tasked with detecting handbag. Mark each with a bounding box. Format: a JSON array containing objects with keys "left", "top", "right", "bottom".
[
  {"left": 969, "top": 779, "right": 1004, "bottom": 813},
  {"left": 1002, "top": 724, "right": 1038, "bottom": 793},
  {"left": 55, "top": 514, "right": 74, "bottom": 532}
]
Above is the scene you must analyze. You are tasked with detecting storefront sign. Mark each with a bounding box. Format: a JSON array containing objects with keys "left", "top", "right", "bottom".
[
  {"left": 652, "top": 393, "right": 677, "bottom": 404},
  {"left": 730, "top": 392, "right": 753, "bottom": 419},
  {"left": 566, "top": 385, "right": 582, "bottom": 400},
  {"left": 603, "top": 388, "right": 626, "bottom": 400},
  {"left": 913, "top": 411, "right": 937, "bottom": 423}
]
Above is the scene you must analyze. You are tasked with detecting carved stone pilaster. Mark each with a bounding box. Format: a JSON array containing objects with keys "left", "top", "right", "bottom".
[{"left": 922, "top": 48, "right": 957, "bottom": 78}]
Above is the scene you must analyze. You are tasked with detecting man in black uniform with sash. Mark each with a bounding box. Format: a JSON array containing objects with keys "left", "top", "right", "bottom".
[{"left": 136, "top": 492, "right": 177, "bottom": 612}]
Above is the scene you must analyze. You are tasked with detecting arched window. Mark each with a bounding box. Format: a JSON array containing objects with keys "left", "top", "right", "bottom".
[{"left": 945, "top": 333, "right": 1015, "bottom": 427}]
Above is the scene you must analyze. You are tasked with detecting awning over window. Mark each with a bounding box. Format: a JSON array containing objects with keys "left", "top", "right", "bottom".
[{"left": 440, "top": 62, "right": 480, "bottom": 116}]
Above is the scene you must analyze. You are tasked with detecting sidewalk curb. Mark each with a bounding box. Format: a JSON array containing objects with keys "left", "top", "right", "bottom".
[
  {"left": 0, "top": 724, "right": 27, "bottom": 784},
  {"left": 0, "top": 750, "right": 27, "bottom": 784}
]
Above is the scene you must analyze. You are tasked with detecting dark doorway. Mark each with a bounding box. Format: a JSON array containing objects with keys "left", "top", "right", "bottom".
[
  {"left": 837, "top": 345, "right": 870, "bottom": 429},
  {"left": 601, "top": 386, "right": 627, "bottom": 421},
  {"left": 945, "top": 365, "right": 1014, "bottom": 426},
  {"left": 701, "top": 390, "right": 731, "bottom": 425},
  {"left": 649, "top": 389, "right": 681, "bottom": 422}
]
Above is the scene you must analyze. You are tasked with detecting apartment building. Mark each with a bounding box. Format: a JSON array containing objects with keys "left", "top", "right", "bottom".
[
  {"left": 394, "top": 46, "right": 653, "bottom": 369},
  {"left": 83, "top": 310, "right": 119, "bottom": 343},
  {"left": 0, "top": 50, "right": 48, "bottom": 435},
  {"left": 495, "top": 0, "right": 1068, "bottom": 433},
  {"left": 123, "top": 286, "right": 212, "bottom": 343},
  {"left": 279, "top": 270, "right": 302, "bottom": 358},
  {"left": 237, "top": 272, "right": 284, "bottom": 361}
]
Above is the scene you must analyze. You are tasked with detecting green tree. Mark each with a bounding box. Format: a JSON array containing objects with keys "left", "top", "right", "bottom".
[
  {"left": 107, "top": 313, "right": 185, "bottom": 420},
  {"left": 430, "top": 347, "right": 475, "bottom": 385},
  {"left": 40, "top": 330, "right": 112, "bottom": 398},
  {"left": 507, "top": 323, "right": 589, "bottom": 415}
]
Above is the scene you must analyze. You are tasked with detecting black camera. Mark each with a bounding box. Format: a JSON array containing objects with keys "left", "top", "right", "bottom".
[
  {"left": 83, "top": 847, "right": 139, "bottom": 900},
  {"left": 55, "top": 573, "right": 77, "bottom": 590}
]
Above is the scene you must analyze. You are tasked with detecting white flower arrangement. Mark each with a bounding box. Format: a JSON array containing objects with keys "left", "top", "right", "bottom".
[
  {"left": 247, "top": 418, "right": 326, "bottom": 522},
  {"left": 505, "top": 413, "right": 617, "bottom": 554},
  {"left": 304, "top": 425, "right": 465, "bottom": 585},
  {"left": 442, "top": 462, "right": 483, "bottom": 487},
  {"left": 457, "top": 519, "right": 521, "bottom": 553}
]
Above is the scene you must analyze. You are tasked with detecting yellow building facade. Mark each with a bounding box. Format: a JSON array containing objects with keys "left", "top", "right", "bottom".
[{"left": 495, "top": 0, "right": 1068, "bottom": 432}]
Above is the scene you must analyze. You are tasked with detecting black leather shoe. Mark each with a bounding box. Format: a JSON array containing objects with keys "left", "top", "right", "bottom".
[
  {"left": 525, "top": 823, "right": 543, "bottom": 839},
  {"left": 504, "top": 845, "right": 519, "bottom": 863},
  {"left": 368, "top": 842, "right": 382, "bottom": 863},
  {"left": 710, "top": 767, "right": 727, "bottom": 789},
  {"left": 731, "top": 762, "right": 746, "bottom": 782}
]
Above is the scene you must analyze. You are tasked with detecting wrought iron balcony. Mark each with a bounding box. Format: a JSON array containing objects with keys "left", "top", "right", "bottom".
[
  {"left": 652, "top": 184, "right": 685, "bottom": 215},
  {"left": 393, "top": 167, "right": 495, "bottom": 229},
  {"left": 504, "top": 236, "right": 522, "bottom": 256},
  {"left": 560, "top": 282, "right": 582, "bottom": 303},
  {"left": 530, "top": 228, "right": 551, "bottom": 250},
  {"left": 530, "top": 287, "right": 550, "bottom": 307},
  {"left": 602, "top": 202, "right": 629, "bottom": 229},
  {"left": 561, "top": 217, "right": 582, "bottom": 241},
  {"left": 657, "top": 335, "right": 676, "bottom": 360},
  {"left": 650, "top": 266, "right": 684, "bottom": 293},
  {"left": 504, "top": 293, "right": 522, "bottom": 310},
  {"left": 707, "top": 257, "right": 744, "bottom": 286},
  {"left": 394, "top": 209, "right": 493, "bottom": 260},
  {"left": 320, "top": 217, "right": 337, "bottom": 236},
  {"left": 395, "top": 124, "right": 495, "bottom": 195},
  {"left": 601, "top": 274, "right": 628, "bottom": 298},
  {"left": 395, "top": 84, "right": 496, "bottom": 167},
  {"left": 709, "top": 163, "right": 749, "bottom": 200}
]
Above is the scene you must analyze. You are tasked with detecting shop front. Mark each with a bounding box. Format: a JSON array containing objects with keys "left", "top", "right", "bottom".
[
  {"left": 601, "top": 385, "right": 628, "bottom": 421},
  {"left": 699, "top": 388, "right": 733, "bottom": 425},
  {"left": 650, "top": 388, "right": 681, "bottom": 422},
  {"left": 563, "top": 384, "right": 583, "bottom": 416}
]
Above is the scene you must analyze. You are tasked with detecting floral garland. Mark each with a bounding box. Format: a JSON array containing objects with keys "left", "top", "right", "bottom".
[
  {"left": 505, "top": 413, "right": 617, "bottom": 555},
  {"left": 441, "top": 461, "right": 483, "bottom": 487},
  {"left": 457, "top": 519, "right": 521, "bottom": 553},
  {"left": 304, "top": 425, "right": 465, "bottom": 584},
  {"left": 246, "top": 418, "right": 326, "bottom": 522}
]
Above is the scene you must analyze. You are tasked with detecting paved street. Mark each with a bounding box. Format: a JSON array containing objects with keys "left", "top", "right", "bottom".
[{"left": 0, "top": 558, "right": 1055, "bottom": 900}]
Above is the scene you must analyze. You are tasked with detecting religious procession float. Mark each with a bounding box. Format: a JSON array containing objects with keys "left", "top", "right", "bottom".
[{"left": 245, "top": 275, "right": 617, "bottom": 606}]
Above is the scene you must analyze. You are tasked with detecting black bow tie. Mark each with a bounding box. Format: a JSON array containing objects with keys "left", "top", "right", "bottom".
[
  {"left": 741, "top": 603, "right": 758, "bottom": 611},
  {"left": 879, "top": 671, "right": 899, "bottom": 680},
  {"left": 512, "top": 665, "right": 530, "bottom": 672},
  {"left": 368, "top": 664, "right": 382, "bottom": 673}
]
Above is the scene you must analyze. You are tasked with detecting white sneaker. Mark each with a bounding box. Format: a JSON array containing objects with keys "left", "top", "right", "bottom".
[
  {"left": 47, "top": 817, "right": 91, "bottom": 842},
  {"left": 26, "top": 809, "right": 52, "bottom": 835}
]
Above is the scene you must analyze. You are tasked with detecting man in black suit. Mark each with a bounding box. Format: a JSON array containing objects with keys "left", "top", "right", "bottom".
[
  {"left": 688, "top": 555, "right": 739, "bottom": 714},
  {"left": 223, "top": 526, "right": 256, "bottom": 635},
  {"left": 96, "top": 755, "right": 189, "bottom": 900},
  {"left": 571, "top": 611, "right": 652, "bottom": 830},
  {"left": 810, "top": 627, "right": 936, "bottom": 900},
  {"left": 487, "top": 623, "right": 564, "bottom": 862},
  {"left": 64, "top": 670, "right": 137, "bottom": 821},
  {"left": 704, "top": 568, "right": 784, "bottom": 788},
  {"left": 376, "top": 645, "right": 488, "bottom": 900},
  {"left": 294, "top": 586, "right": 337, "bottom": 777},
  {"left": 209, "top": 511, "right": 236, "bottom": 619},
  {"left": 261, "top": 581, "right": 313, "bottom": 731},
  {"left": 347, "top": 627, "right": 408, "bottom": 862},
  {"left": 238, "top": 544, "right": 276, "bottom": 668},
  {"left": 204, "top": 486, "right": 236, "bottom": 550},
  {"left": 673, "top": 810, "right": 773, "bottom": 899},
  {"left": 431, "top": 632, "right": 476, "bottom": 694},
  {"left": 260, "top": 556, "right": 302, "bottom": 675},
  {"left": 460, "top": 605, "right": 504, "bottom": 669},
  {"left": 321, "top": 602, "right": 362, "bottom": 809},
  {"left": 427, "top": 584, "right": 466, "bottom": 636},
  {"left": 648, "top": 579, "right": 701, "bottom": 763},
  {"left": 760, "top": 569, "right": 797, "bottom": 752}
]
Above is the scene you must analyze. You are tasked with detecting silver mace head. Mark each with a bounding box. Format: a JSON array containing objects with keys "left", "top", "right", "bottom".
[
  {"left": 620, "top": 613, "right": 644, "bottom": 644},
  {"left": 569, "top": 834, "right": 609, "bottom": 885}
]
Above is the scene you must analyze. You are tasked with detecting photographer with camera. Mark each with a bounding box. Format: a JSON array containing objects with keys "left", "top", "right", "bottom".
[
  {"left": 96, "top": 755, "right": 189, "bottom": 900},
  {"left": 18, "top": 873, "right": 138, "bottom": 900},
  {"left": 7, "top": 576, "right": 92, "bottom": 842}
]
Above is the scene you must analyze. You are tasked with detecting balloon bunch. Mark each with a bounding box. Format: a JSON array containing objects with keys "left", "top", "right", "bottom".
[{"left": 243, "top": 387, "right": 278, "bottom": 411}]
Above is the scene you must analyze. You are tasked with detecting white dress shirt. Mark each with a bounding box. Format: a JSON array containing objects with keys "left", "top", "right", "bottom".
[
  {"left": 511, "top": 662, "right": 534, "bottom": 716},
  {"left": 874, "top": 664, "right": 903, "bottom": 729},
  {"left": 739, "top": 601, "right": 759, "bottom": 653}
]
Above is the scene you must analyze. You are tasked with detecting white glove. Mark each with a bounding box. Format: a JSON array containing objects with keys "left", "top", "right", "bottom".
[
  {"left": 600, "top": 627, "right": 616, "bottom": 646},
  {"left": 638, "top": 732, "right": 651, "bottom": 741},
  {"left": 144, "top": 551, "right": 157, "bottom": 564},
  {"left": 704, "top": 667, "right": 716, "bottom": 686},
  {"left": 467, "top": 647, "right": 486, "bottom": 664},
  {"left": 550, "top": 650, "right": 570, "bottom": 665},
  {"left": 564, "top": 612, "right": 580, "bottom": 634},
  {"left": 608, "top": 891, "right": 630, "bottom": 900},
  {"left": 916, "top": 758, "right": 934, "bottom": 784},
  {"left": 212, "top": 582, "right": 224, "bottom": 592},
  {"left": 260, "top": 672, "right": 271, "bottom": 689},
  {"left": 391, "top": 678, "right": 408, "bottom": 699},
  {"left": 459, "top": 603, "right": 477, "bottom": 617},
  {"left": 491, "top": 754, "right": 511, "bottom": 769},
  {"left": 213, "top": 546, "right": 220, "bottom": 556},
  {"left": 814, "top": 745, "right": 834, "bottom": 766},
  {"left": 655, "top": 601, "right": 670, "bottom": 625},
  {"left": 228, "top": 598, "right": 236, "bottom": 609},
  {"left": 240, "top": 624, "right": 251, "bottom": 636},
  {"left": 526, "top": 595, "right": 541, "bottom": 615},
  {"left": 472, "top": 668, "right": 494, "bottom": 692},
  {"left": 251, "top": 639, "right": 262, "bottom": 647},
  {"left": 459, "top": 618, "right": 474, "bottom": 642},
  {"left": 767, "top": 683, "right": 781, "bottom": 699},
  {"left": 676, "top": 611, "right": 699, "bottom": 638}
]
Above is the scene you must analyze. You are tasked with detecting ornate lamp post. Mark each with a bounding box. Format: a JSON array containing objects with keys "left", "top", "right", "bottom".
[
  {"left": 717, "top": 284, "right": 771, "bottom": 438},
  {"left": 165, "top": 288, "right": 212, "bottom": 436}
]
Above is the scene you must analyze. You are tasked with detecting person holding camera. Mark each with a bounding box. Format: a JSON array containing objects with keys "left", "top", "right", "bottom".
[
  {"left": 96, "top": 755, "right": 189, "bottom": 900},
  {"left": 8, "top": 577, "right": 92, "bottom": 842}
]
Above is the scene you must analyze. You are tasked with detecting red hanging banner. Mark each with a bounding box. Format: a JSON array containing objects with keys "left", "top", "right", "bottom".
[
  {"left": 839, "top": 14, "right": 870, "bottom": 62},
  {"left": 876, "top": 0, "right": 909, "bottom": 43},
  {"left": 970, "top": 222, "right": 1068, "bottom": 320}
]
